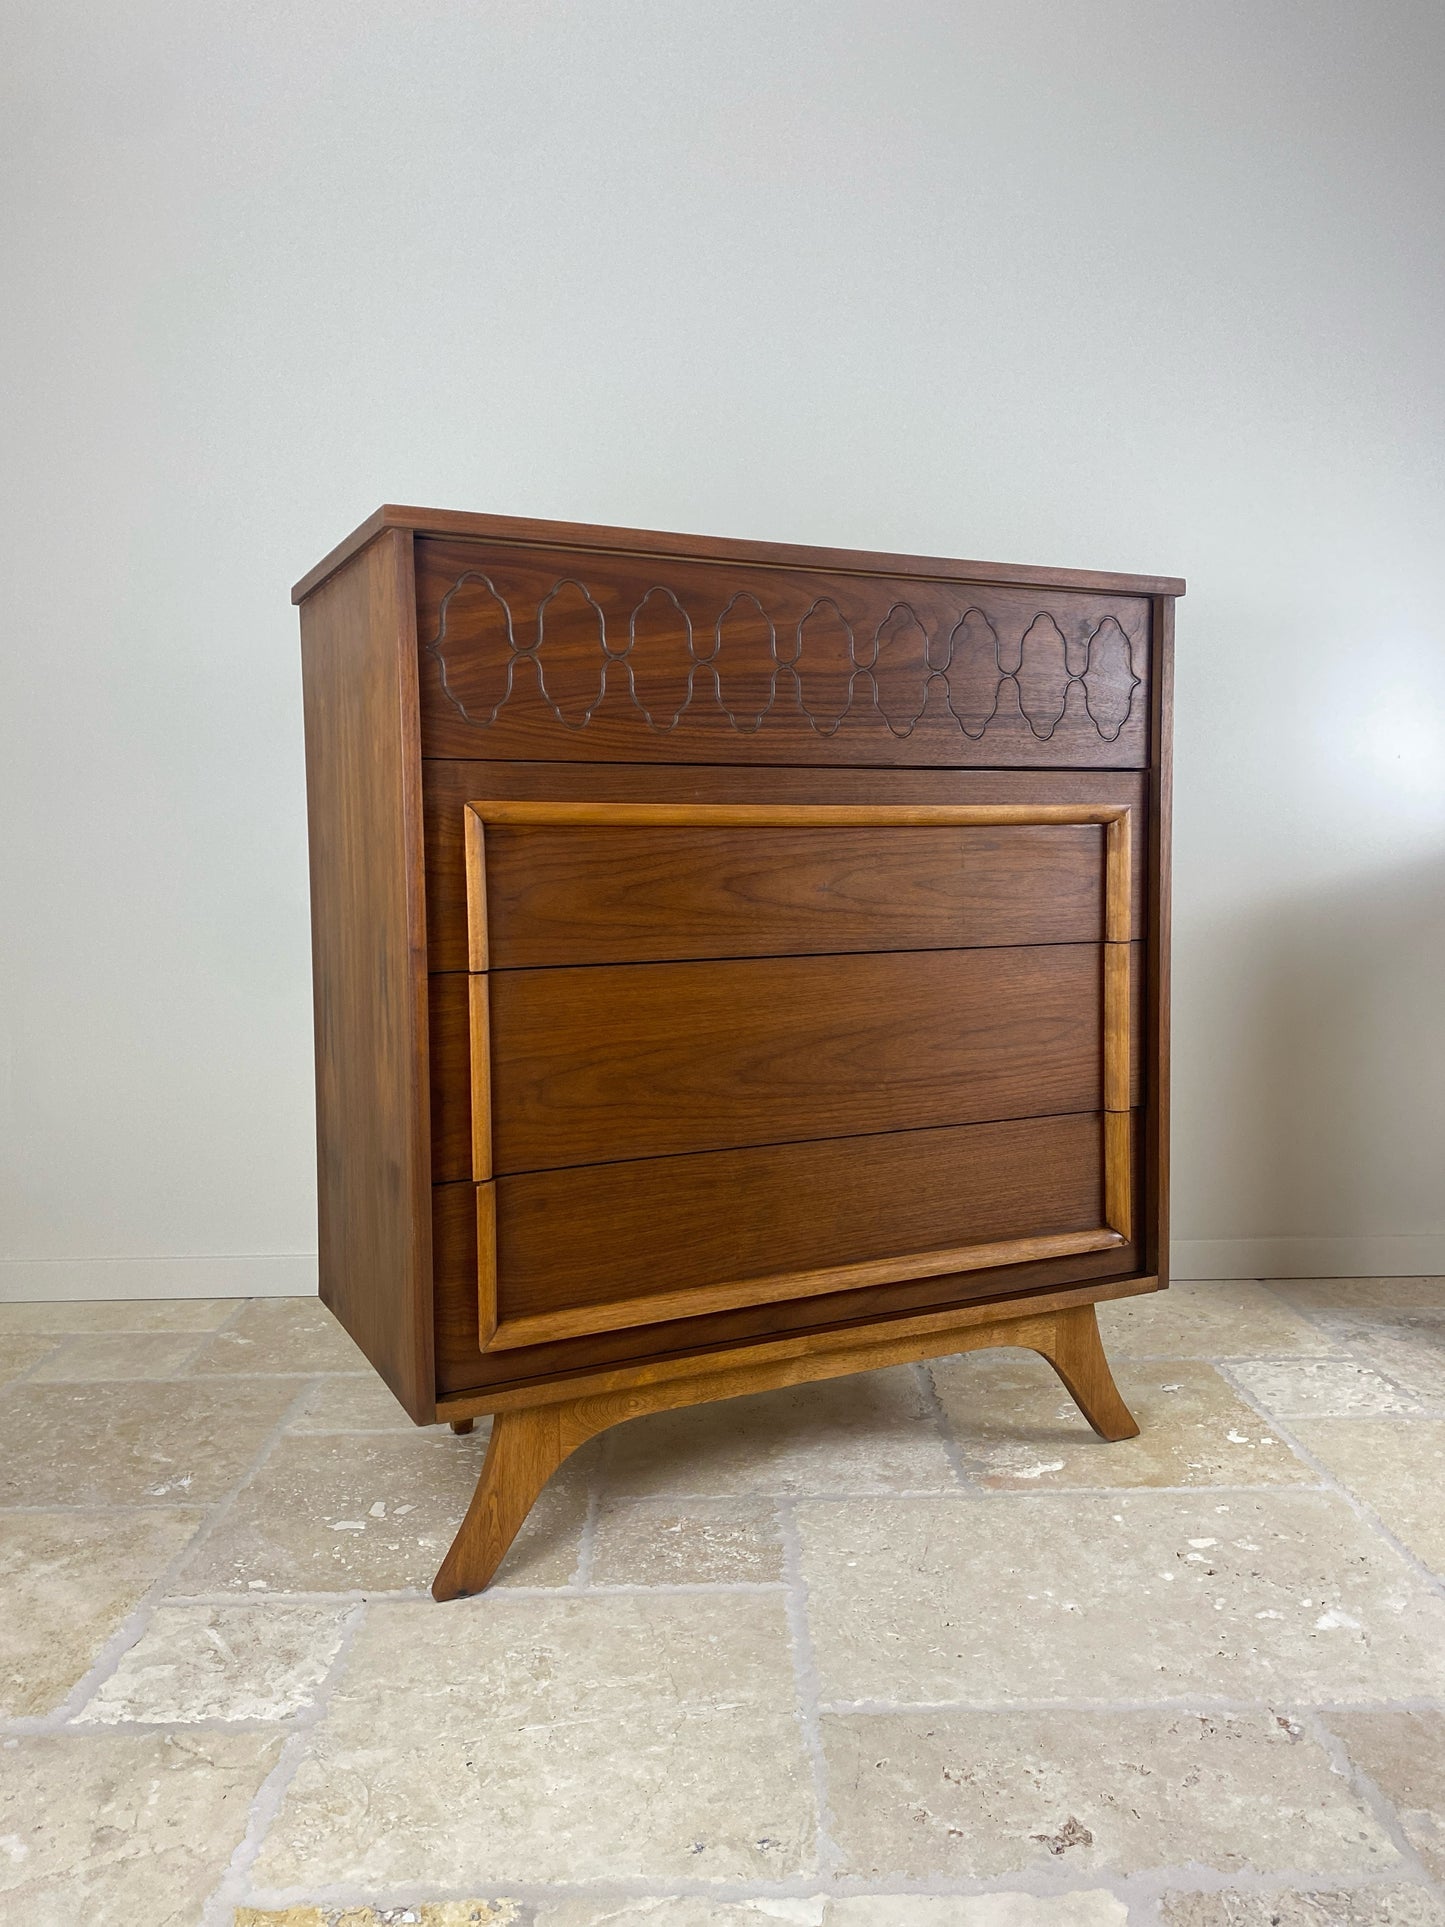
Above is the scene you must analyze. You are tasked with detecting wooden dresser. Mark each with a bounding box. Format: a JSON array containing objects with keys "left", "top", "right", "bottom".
[{"left": 295, "top": 507, "right": 1180, "bottom": 1598}]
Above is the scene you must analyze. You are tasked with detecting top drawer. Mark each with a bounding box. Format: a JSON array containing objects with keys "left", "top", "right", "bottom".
[{"left": 416, "top": 537, "right": 1152, "bottom": 768}]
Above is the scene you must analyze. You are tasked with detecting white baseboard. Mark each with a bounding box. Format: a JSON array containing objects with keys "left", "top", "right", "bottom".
[
  {"left": 1171, "top": 1235, "right": 1445, "bottom": 1280},
  {"left": 0, "top": 1255, "right": 318, "bottom": 1302}
]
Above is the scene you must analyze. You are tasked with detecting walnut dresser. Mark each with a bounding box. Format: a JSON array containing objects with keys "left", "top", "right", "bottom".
[{"left": 294, "top": 507, "right": 1180, "bottom": 1599}]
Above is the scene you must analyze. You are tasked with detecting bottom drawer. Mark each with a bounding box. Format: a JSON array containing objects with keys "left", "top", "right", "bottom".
[{"left": 472, "top": 1111, "right": 1123, "bottom": 1352}]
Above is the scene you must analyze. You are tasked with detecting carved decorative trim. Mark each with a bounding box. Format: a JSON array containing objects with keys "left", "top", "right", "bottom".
[
  {"left": 427, "top": 573, "right": 1142, "bottom": 743},
  {"left": 463, "top": 800, "right": 1136, "bottom": 1353}
]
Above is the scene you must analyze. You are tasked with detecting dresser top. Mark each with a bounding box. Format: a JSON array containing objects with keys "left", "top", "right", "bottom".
[{"left": 292, "top": 505, "right": 1186, "bottom": 606}]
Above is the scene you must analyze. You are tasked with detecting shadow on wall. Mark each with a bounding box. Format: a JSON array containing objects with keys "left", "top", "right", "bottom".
[{"left": 1174, "top": 851, "right": 1445, "bottom": 1269}]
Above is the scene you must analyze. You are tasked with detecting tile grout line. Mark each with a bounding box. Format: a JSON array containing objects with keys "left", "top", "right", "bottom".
[
  {"left": 1303, "top": 1707, "right": 1445, "bottom": 1904},
  {"left": 1212, "top": 1364, "right": 1445, "bottom": 1604},
  {"left": 910, "top": 1355, "right": 980, "bottom": 1490},
  {"left": 200, "top": 1597, "right": 371, "bottom": 1927},
  {"left": 1, "top": 1374, "right": 326, "bottom": 1740},
  {"left": 776, "top": 1493, "right": 843, "bottom": 1880}
]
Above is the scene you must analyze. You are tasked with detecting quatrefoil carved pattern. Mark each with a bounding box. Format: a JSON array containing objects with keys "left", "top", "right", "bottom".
[{"left": 427, "top": 573, "right": 1142, "bottom": 742}]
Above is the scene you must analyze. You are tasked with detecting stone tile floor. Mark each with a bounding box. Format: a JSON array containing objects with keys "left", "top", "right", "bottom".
[{"left": 0, "top": 1280, "right": 1442, "bottom": 1925}]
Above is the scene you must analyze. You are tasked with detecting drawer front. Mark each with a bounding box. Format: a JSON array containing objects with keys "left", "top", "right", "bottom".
[
  {"left": 416, "top": 536, "right": 1151, "bottom": 767},
  {"left": 424, "top": 763, "right": 1149, "bottom": 972},
  {"left": 430, "top": 795, "right": 1142, "bottom": 1355},
  {"left": 480, "top": 1112, "right": 1112, "bottom": 1351}
]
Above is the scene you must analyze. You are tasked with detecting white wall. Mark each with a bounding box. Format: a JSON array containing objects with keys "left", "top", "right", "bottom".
[{"left": 2, "top": 0, "right": 1442, "bottom": 1298}]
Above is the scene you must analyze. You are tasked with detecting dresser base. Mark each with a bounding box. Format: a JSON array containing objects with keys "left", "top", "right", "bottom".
[{"left": 432, "top": 1292, "right": 1142, "bottom": 1601}]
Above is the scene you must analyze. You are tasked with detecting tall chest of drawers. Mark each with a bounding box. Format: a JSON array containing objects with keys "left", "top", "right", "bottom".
[{"left": 295, "top": 508, "right": 1180, "bottom": 1598}]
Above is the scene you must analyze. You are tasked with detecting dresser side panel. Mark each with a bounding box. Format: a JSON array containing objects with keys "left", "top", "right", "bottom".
[
  {"left": 300, "top": 529, "right": 435, "bottom": 1420},
  {"left": 1145, "top": 594, "right": 1175, "bottom": 1283}
]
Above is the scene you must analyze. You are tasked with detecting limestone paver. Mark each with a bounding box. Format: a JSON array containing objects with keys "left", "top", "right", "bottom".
[
  {"left": 1311, "top": 1313, "right": 1445, "bottom": 1411},
  {"left": 932, "top": 1355, "right": 1315, "bottom": 1487},
  {"left": 824, "top": 1709, "right": 1404, "bottom": 1878},
  {"left": 0, "top": 1333, "right": 60, "bottom": 1385},
  {"left": 235, "top": 1908, "right": 519, "bottom": 1926},
  {"left": 252, "top": 1593, "right": 817, "bottom": 1886},
  {"left": 189, "top": 1297, "right": 370, "bottom": 1375},
  {"left": 284, "top": 1371, "right": 437, "bottom": 1433},
  {"left": 28, "top": 1331, "right": 205, "bottom": 1380},
  {"left": 0, "top": 1730, "right": 283, "bottom": 1920},
  {"left": 0, "top": 1509, "right": 203, "bottom": 1716},
  {"left": 1326, "top": 1710, "right": 1445, "bottom": 1884},
  {"left": 172, "top": 1432, "right": 588, "bottom": 1593},
  {"left": 1292, "top": 1418, "right": 1445, "bottom": 1573},
  {"left": 799, "top": 1489, "right": 1445, "bottom": 1704},
  {"left": 590, "top": 1497, "right": 785, "bottom": 1583},
  {"left": 603, "top": 1366, "right": 956, "bottom": 1498},
  {"left": 1096, "top": 1281, "right": 1340, "bottom": 1358},
  {"left": 1158, "top": 1891, "right": 1445, "bottom": 1926},
  {"left": 1225, "top": 1359, "right": 1423, "bottom": 1417},
  {"left": 0, "top": 1297, "right": 236, "bottom": 1334},
  {"left": 534, "top": 1901, "right": 1128, "bottom": 1926},
  {"left": 0, "top": 1378, "right": 299, "bottom": 1506},
  {"left": 78, "top": 1600, "right": 352, "bottom": 1722}
]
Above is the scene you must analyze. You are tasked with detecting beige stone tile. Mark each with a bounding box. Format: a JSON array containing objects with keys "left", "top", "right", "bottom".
[
  {"left": 28, "top": 1330, "right": 206, "bottom": 1380},
  {"left": 1226, "top": 1358, "right": 1424, "bottom": 1417},
  {"left": 0, "top": 1333, "right": 60, "bottom": 1385},
  {"left": 1312, "top": 1314, "right": 1445, "bottom": 1412},
  {"left": 826, "top": 1902, "right": 1130, "bottom": 1927},
  {"left": 533, "top": 1908, "right": 1127, "bottom": 1927},
  {"left": 79, "top": 1600, "right": 351, "bottom": 1722},
  {"left": 0, "top": 1296, "right": 238, "bottom": 1334},
  {"left": 1159, "top": 1891, "right": 1445, "bottom": 1927},
  {"left": 254, "top": 1593, "right": 816, "bottom": 1886},
  {"left": 0, "top": 1730, "right": 283, "bottom": 1920},
  {"left": 285, "top": 1371, "right": 436, "bottom": 1433},
  {"left": 603, "top": 1366, "right": 955, "bottom": 1498},
  {"left": 190, "top": 1296, "right": 370, "bottom": 1375},
  {"left": 1271, "top": 1277, "right": 1445, "bottom": 1311},
  {"left": 0, "top": 1378, "right": 298, "bottom": 1505},
  {"left": 0, "top": 1509, "right": 203, "bottom": 1716},
  {"left": 172, "top": 1432, "right": 587, "bottom": 1593},
  {"left": 824, "top": 1709, "right": 1403, "bottom": 1878},
  {"left": 1292, "top": 1418, "right": 1445, "bottom": 1573},
  {"left": 1097, "top": 1281, "right": 1340, "bottom": 1358},
  {"left": 236, "top": 1909, "right": 520, "bottom": 1927},
  {"left": 534, "top": 1906, "right": 826, "bottom": 1927},
  {"left": 931, "top": 1355, "right": 1315, "bottom": 1488},
  {"left": 590, "top": 1497, "right": 785, "bottom": 1583},
  {"left": 798, "top": 1489, "right": 1445, "bottom": 1704},
  {"left": 1327, "top": 1710, "right": 1445, "bottom": 1884}
]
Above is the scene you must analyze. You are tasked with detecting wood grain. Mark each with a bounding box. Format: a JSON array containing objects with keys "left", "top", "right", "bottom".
[
  {"left": 431, "top": 1299, "right": 1139, "bottom": 1596},
  {"left": 487, "top": 1110, "right": 1107, "bottom": 1343},
  {"left": 484, "top": 943, "right": 1142, "bottom": 1174},
  {"left": 424, "top": 763, "right": 1149, "bottom": 973},
  {"left": 431, "top": 1148, "right": 1143, "bottom": 1398},
  {"left": 299, "top": 527, "right": 434, "bottom": 1422},
  {"left": 476, "top": 820, "right": 1108, "bottom": 967},
  {"left": 415, "top": 539, "right": 1152, "bottom": 767},
  {"left": 293, "top": 504, "right": 1186, "bottom": 606}
]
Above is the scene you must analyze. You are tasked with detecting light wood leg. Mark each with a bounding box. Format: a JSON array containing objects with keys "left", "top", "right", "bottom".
[
  {"left": 431, "top": 1295, "right": 1143, "bottom": 1598},
  {"left": 432, "top": 1403, "right": 601, "bottom": 1600},
  {"left": 449, "top": 1416, "right": 475, "bottom": 1435},
  {"left": 1024, "top": 1303, "right": 1140, "bottom": 1441}
]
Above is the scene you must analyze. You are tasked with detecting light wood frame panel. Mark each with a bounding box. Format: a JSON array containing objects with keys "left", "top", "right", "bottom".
[{"left": 462, "top": 800, "right": 1135, "bottom": 1352}]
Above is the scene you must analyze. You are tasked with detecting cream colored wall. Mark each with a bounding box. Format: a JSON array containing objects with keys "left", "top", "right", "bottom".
[{"left": 2, "top": 2, "right": 1442, "bottom": 1297}]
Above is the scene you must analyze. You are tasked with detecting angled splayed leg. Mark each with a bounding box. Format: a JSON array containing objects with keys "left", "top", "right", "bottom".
[
  {"left": 1026, "top": 1302, "right": 1139, "bottom": 1442},
  {"left": 432, "top": 1402, "right": 600, "bottom": 1601}
]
